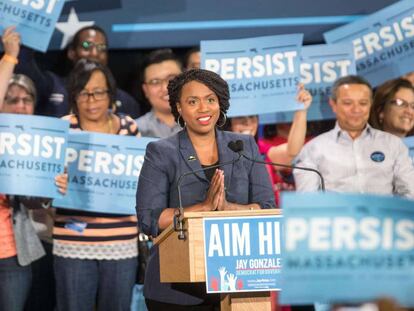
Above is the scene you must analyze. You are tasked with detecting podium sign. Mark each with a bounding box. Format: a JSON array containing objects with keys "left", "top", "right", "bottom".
[
  {"left": 281, "top": 192, "right": 414, "bottom": 306},
  {"left": 203, "top": 215, "right": 283, "bottom": 293}
]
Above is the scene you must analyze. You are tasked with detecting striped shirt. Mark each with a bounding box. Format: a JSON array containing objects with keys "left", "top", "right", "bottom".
[{"left": 53, "top": 113, "right": 140, "bottom": 260}]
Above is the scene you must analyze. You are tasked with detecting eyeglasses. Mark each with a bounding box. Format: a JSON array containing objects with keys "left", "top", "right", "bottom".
[
  {"left": 77, "top": 89, "right": 109, "bottom": 102},
  {"left": 5, "top": 96, "right": 34, "bottom": 106},
  {"left": 80, "top": 41, "right": 108, "bottom": 53},
  {"left": 145, "top": 75, "right": 178, "bottom": 88},
  {"left": 389, "top": 98, "right": 414, "bottom": 110}
]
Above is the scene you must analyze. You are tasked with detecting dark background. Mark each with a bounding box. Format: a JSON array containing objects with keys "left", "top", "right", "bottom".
[{"left": 34, "top": 0, "right": 399, "bottom": 113}]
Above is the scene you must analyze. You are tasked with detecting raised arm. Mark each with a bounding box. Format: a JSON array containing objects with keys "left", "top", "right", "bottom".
[
  {"left": 267, "top": 84, "right": 312, "bottom": 165},
  {"left": 0, "top": 26, "right": 20, "bottom": 110}
]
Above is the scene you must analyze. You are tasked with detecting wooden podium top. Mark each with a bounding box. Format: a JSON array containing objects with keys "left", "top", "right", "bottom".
[{"left": 154, "top": 208, "right": 282, "bottom": 245}]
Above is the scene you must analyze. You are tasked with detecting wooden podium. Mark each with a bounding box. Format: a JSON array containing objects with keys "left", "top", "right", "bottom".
[{"left": 154, "top": 209, "right": 281, "bottom": 311}]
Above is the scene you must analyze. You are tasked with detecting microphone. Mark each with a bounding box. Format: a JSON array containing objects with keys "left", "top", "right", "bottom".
[
  {"left": 174, "top": 151, "right": 242, "bottom": 240},
  {"left": 228, "top": 139, "right": 325, "bottom": 192}
]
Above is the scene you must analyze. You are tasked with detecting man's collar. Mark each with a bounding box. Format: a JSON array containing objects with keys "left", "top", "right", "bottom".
[{"left": 333, "top": 122, "right": 373, "bottom": 141}]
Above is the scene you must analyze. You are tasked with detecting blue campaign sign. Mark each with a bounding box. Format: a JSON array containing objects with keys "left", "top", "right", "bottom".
[
  {"left": 0, "top": 113, "right": 68, "bottom": 198},
  {"left": 0, "top": 0, "right": 65, "bottom": 52},
  {"left": 280, "top": 192, "right": 414, "bottom": 306},
  {"left": 259, "top": 43, "right": 356, "bottom": 124},
  {"left": 324, "top": 0, "right": 414, "bottom": 87},
  {"left": 403, "top": 136, "right": 414, "bottom": 165},
  {"left": 201, "top": 34, "right": 303, "bottom": 117},
  {"left": 203, "top": 215, "right": 283, "bottom": 293},
  {"left": 53, "top": 132, "right": 156, "bottom": 215}
]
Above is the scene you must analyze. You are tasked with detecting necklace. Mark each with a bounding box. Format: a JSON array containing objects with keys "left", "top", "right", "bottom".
[{"left": 78, "top": 112, "right": 114, "bottom": 134}]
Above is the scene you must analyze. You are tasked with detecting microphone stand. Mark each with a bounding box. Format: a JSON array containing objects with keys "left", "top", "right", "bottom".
[
  {"left": 229, "top": 140, "right": 325, "bottom": 192},
  {"left": 174, "top": 154, "right": 242, "bottom": 240}
]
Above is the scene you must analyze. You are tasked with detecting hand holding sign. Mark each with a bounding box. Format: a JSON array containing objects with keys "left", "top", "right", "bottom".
[
  {"left": 2, "top": 26, "right": 20, "bottom": 59},
  {"left": 0, "top": 0, "right": 65, "bottom": 51},
  {"left": 54, "top": 171, "right": 68, "bottom": 195},
  {"left": 296, "top": 83, "right": 312, "bottom": 110}
]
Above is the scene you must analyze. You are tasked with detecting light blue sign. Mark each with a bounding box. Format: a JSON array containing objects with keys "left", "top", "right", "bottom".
[
  {"left": 0, "top": 113, "right": 68, "bottom": 198},
  {"left": 0, "top": 0, "right": 65, "bottom": 52},
  {"left": 281, "top": 192, "right": 414, "bottom": 306},
  {"left": 403, "top": 136, "right": 414, "bottom": 165},
  {"left": 203, "top": 215, "right": 283, "bottom": 293},
  {"left": 201, "top": 34, "right": 303, "bottom": 117},
  {"left": 53, "top": 132, "right": 156, "bottom": 215},
  {"left": 324, "top": 0, "right": 414, "bottom": 87},
  {"left": 259, "top": 43, "right": 356, "bottom": 124}
]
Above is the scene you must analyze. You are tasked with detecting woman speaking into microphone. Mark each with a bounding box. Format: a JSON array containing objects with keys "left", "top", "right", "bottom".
[{"left": 136, "top": 69, "right": 276, "bottom": 310}]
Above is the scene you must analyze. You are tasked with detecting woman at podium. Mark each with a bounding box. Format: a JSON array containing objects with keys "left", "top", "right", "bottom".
[{"left": 136, "top": 69, "right": 276, "bottom": 309}]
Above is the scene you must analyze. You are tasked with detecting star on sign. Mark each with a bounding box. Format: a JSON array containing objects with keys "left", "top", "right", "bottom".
[{"left": 56, "top": 7, "right": 95, "bottom": 49}]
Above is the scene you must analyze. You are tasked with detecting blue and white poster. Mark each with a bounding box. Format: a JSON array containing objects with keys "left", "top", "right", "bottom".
[
  {"left": 324, "top": 0, "right": 414, "bottom": 87},
  {"left": 0, "top": 0, "right": 65, "bottom": 51},
  {"left": 0, "top": 113, "right": 68, "bottom": 198},
  {"left": 281, "top": 192, "right": 414, "bottom": 306},
  {"left": 53, "top": 132, "right": 156, "bottom": 215},
  {"left": 201, "top": 34, "right": 303, "bottom": 117},
  {"left": 404, "top": 136, "right": 414, "bottom": 164},
  {"left": 259, "top": 43, "right": 356, "bottom": 124},
  {"left": 203, "top": 215, "right": 283, "bottom": 293}
]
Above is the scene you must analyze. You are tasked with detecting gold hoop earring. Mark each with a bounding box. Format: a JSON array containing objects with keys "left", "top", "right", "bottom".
[
  {"left": 177, "top": 115, "right": 186, "bottom": 129},
  {"left": 216, "top": 111, "right": 227, "bottom": 128}
]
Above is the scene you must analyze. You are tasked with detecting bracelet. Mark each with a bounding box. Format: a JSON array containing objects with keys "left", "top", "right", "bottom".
[{"left": 2, "top": 54, "right": 18, "bottom": 65}]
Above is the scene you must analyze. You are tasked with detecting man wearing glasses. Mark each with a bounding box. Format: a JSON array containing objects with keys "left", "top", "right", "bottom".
[
  {"left": 15, "top": 25, "right": 141, "bottom": 118},
  {"left": 136, "top": 49, "right": 182, "bottom": 138},
  {"left": 294, "top": 75, "right": 414, "bottom": 197}
]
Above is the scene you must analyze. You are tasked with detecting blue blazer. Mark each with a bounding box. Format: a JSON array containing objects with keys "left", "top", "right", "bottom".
[{"left": 136, "top": 129, "right": 275, "bottom": 305}]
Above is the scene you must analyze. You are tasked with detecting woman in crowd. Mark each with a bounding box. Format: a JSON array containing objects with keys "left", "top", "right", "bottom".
[
  {"left": 136, "top": 69, "right": 276, "bottom": 310},
  {"left": 228, "top": 84, "right": 312, "bottom": 205},
  {"left": 0, "top": 26, "right": 67, "bottom": 311},
  {"left": 370, "top": 78, "right": 414, "bottom": 138},
  {"left": 53, "top": 59, "right": 140, "bottom": 311}
]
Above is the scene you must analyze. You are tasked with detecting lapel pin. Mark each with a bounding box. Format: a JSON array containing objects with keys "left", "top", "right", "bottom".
[{"left": 188, "top": 155, "right": 197, "bottom": 161}]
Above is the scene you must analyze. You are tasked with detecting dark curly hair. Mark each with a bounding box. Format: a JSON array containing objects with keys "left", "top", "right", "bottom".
[
  {"left": 168, "top": 69, "right": 230, "bottom": 127},
  {"left": 67, "top": 59, "right": 117, "bottom": 115}
]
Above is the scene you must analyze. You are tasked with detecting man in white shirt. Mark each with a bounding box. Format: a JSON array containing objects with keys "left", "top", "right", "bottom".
[{"left": 294, "top": 75, "right": 414, "bottom": 198}]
